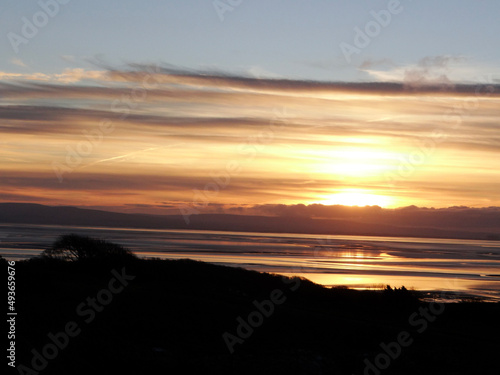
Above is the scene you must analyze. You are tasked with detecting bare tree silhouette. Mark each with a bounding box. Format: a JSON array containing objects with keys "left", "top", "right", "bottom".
[{"left": 43, "top": 234, "right": 137, "bottom": 262}]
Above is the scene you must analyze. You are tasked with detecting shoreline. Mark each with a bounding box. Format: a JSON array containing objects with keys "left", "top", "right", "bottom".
[
  {"left": 2, "top": 223, "right": 499, "bottom": 301},
  {"left": 2, "top": 220, "right": 500, "bottom": 243}
]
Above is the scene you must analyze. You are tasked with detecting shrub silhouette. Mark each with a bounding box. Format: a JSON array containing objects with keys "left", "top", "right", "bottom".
[{"left": 43, "top": 234, "right": 137, "bottom": 262}]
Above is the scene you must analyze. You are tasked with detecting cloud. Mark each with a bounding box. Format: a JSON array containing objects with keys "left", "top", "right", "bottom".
[
  {"left": 60, "top": 55, "right": 77, "bottom": 63},
  {"left": 224, "top": 203, "right": 500, "bottom": 231},
  {"left": 401, "top": 56, "right": 467, "bottom": 89},
  {"left": 359, "top": 58, "right": 395, "bottom": 70},
  {"left": 1, "top": 64, "right": 499, "bottom": 103},
  {"left": 10, "top": 58, "right": 27, "bottom": 68},
  {"left": 247, "top": 66, "right": 283, "bottom": 79},
  {"left": 1, "top": 64, "right": 500, "bottom": 211},
  {"left": 361, "top": 55, "right": 500, "bottom": 86},
  {"left": 0, "top": 68, "right": 107, "bottom": 84}
]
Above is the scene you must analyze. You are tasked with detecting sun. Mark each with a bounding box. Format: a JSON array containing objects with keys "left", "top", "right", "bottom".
[
  {"left": 315, "top": 147, "right": 395, "bottom": 178},
  {"left": 319, "top": 189, "right": 394, "bottom": 207}
]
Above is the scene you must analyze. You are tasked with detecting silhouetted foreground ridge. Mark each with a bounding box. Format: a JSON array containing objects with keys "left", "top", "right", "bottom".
[{"left": 10, "top": 235, "right": 500, "bottom": 374}]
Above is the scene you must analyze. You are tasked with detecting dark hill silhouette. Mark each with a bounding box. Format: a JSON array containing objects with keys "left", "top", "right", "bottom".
[
  {"left": 1, "top": 203, "right": 499, "bottom": 240},
  {"left": 14, "top": 253, "right": 500, "bottom": 374}
]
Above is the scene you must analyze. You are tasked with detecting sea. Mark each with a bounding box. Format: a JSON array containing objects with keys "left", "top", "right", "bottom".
[{"left": 1, "top": 223, "right": 499, "bottom": 301}]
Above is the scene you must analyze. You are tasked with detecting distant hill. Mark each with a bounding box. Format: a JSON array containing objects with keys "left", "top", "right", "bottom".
[{"left": 0, "top": 203, "right": 498, "bottom": 240}]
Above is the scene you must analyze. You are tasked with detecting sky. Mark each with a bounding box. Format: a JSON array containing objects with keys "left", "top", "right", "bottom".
[{"left": 0, "top": 0, "right": 499, "bottom": 215}]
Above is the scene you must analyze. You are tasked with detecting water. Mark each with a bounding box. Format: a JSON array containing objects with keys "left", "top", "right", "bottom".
[{"left": 1, "top": 224, "right": 499, "bottom": 300}]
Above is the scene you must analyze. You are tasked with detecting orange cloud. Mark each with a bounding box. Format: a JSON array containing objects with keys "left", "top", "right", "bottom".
[{"left": 1, "top": 65, "right": 499, "bottom": 213}]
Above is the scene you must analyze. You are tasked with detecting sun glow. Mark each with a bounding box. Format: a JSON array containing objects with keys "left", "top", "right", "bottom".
[
  {"left": 320, "top": 190, "right": 394, "bottom": 207},
  {"left": 314, "top": 147, "right": 395, "bottom": 178}
]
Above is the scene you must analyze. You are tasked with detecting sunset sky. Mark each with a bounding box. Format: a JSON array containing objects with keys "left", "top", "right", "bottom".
[{"left": 1, "top": 1, "right": 499, "bottom": 215}]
